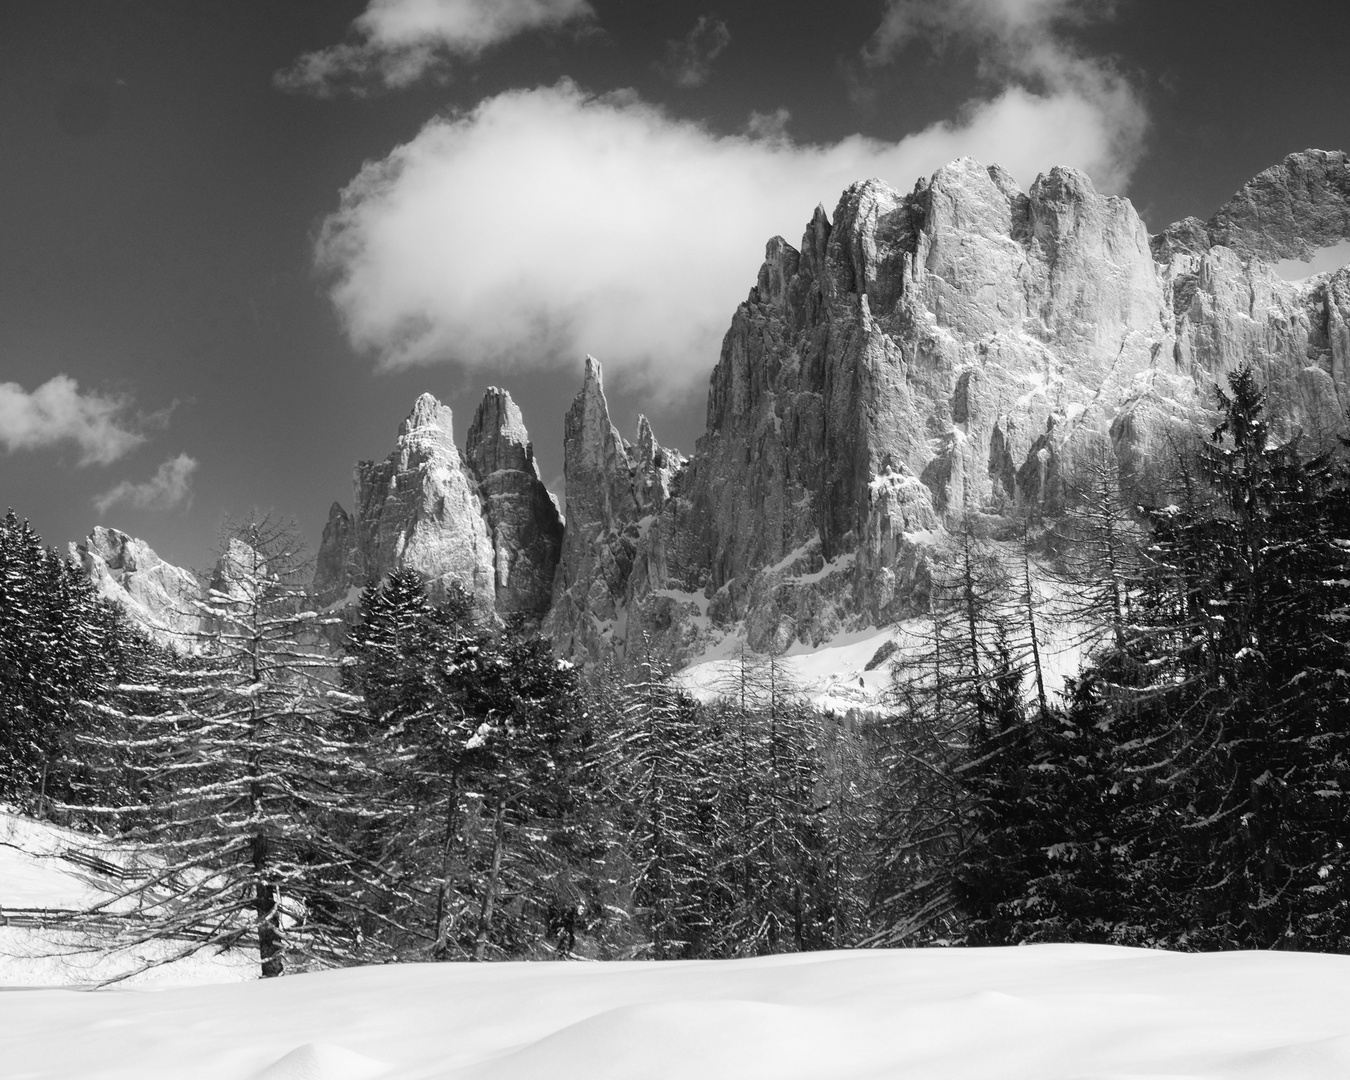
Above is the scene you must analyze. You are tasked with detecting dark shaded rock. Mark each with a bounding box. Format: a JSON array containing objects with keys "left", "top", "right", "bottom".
[{"left": 465, "top": 387, "right": 563, "bottom": 616}]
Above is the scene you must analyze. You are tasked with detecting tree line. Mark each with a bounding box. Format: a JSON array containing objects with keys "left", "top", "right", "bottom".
[{"left": 2, "top": 365, "right": 1348, "bottom": 975}]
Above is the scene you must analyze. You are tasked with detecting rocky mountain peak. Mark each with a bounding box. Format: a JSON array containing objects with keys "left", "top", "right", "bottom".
[
  {"left": 311, "top": 386, "right": 563, "bottom": 618},
  {"left": 311, "top": 392, "right": 496, "bottom": 611},
  {"left": 1207, "top": 149, "right": 1350, "bottom": 261},
  {"left": 465, "top": 386, "right": 563, "bottom": 615},
  {"left": 542, "top": 357, "right": 693, "bottom": 657},
  {"left": 77, "top": 150, "right": 1350, "bottom": 676},
  {"left": 465, "top": 387, "right": 533, "bottom": 478},
  {"left": 70, "top": 527, "right": 200, "bottom": 648},
  {"left": 400, "top": 391, "right": 454, "bottom": 438}
]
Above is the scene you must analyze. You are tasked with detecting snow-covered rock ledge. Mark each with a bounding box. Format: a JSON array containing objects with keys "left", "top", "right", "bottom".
[{"left": 5, "top": 945, "right": 1350, "bottom": 1079}]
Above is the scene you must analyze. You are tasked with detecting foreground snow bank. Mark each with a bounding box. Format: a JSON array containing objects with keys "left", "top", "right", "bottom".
[{"left": 5, "top": 945, "right": 1350, "bottom": 1080}]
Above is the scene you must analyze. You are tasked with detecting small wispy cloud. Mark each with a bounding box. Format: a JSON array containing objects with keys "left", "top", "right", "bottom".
[
  {"left": 275, "top": 0, "right": 596, "bottom": 96},
  {"left": 94, "top": 453, "right": 198, "bottom": 516},
  {"left": 0, "top": 375, "right": 145, "bottom": 465},
  {"left": 658, "top": 15, "right": 731, "bottom": 89},
  {"left": 746, "top": 108, "right": 791, "bottom": 140}
]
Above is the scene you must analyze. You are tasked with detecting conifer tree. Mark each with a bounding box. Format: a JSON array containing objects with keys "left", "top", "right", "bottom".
[
  {"left": 342, "top": 571, "right": 599, "bottom": 960},
  {"left": 872, "top": 518, "right": 1009, "bottom": 943},
  {"left": 69, "top": 515, "right": 371, "bottom": 979},
  {"left": 606, "top": 657, "right": 718, "bottom": 959},
  {"left": 707, "top": 650, "right": 836, "bottom": 955},
  {"left": 952, "top": 368, "right": 1350, "bottom": 950},
  {"left": 0, "top": 510, "right": 145, "bottom": 814}
]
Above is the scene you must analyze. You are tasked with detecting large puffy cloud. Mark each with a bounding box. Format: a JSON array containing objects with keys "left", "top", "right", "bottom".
[
  {"left": 0, "top": 376, "right": 145, "bottom": 465},
  {"left": 276, "top": 0, "right": 595, "bottom": 95},
  {"left": 94, "top": 453, "right": 198, "bottom": 516},
  {"left": 317, "top": 76, "right": 1146, "bottom": 397}
]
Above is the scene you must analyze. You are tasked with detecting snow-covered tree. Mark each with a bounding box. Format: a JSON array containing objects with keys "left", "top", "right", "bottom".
[
  {"left": 69, "top": 515, "right": 371, "bottom": 979},
  {"left": 341, "top": 570, "right": 600, "bottom": 960},
  {"left": 0, "top": 510, "right": 146, "bottom": 815}
]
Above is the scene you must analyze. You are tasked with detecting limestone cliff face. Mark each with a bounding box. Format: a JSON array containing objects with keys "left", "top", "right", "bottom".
[
  {"left": 304, "top": 149, "right": 1350, "bottom": 669},
  {"left": 465, "top": 388, "right": 564, "bottom": 616},
  {"left": 70, "top": 528, "right": 201, "bottom": 648},
  {"left": 543, "top": 357, "right": 681, "bottom": 657},
  {"left": 556, "top": 150, "right": 1350, "bottom": 664},
  {"left": 314, "top": 388, "right": 562, "bottom": 617}
]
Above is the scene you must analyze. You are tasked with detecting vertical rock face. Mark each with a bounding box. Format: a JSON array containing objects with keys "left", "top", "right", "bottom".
[
  {"left": 70, "top": 528, "right": 202, "bottom": 648},
  {"left": 543, "top": 357, "right": 644, "bottom": 656},
  {"left": 299, "top": 148, "right": 1350, "bottom": 671},
  {"left": 312, "top": 503, "right": 357, "bottom": 608},
  {"left": 313, "top": 388, "right": 564, "bottom": 619},
  {"left": 547, "top": 150, "right": 1350, "bottom": 665},
  {"left": 465, "top": 388, "right": 563, "bottom": 616},
  {"left": 313, "top": 393, "right": 496, "bottom": 611},
  {"left": 1204, "top": 149, "right": 1350, "bottom": 260}
]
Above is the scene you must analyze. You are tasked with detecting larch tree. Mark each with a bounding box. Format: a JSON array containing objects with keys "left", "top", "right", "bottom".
[{"left": 70, "top": 514, "right": 372, "bottom": 979}]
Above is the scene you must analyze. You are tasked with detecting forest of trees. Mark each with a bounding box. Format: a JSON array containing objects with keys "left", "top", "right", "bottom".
[{"left": 1, "top": 366, "right": 1348, "bottom": 976}]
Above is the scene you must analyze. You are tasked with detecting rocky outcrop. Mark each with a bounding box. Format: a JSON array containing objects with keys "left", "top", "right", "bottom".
[
  {"left": 545, "top": 358, "right": 670, "bottom": 657},
  {"left": 465, "top": 388, "right": 563, "bottom": 616},
  {"left": 302, "top": 148, "right": 1350, "bottom": 670},
  {"left": 70, "top": 528, "right": 201, "bottom": 648},
  {"left": 1207, "top": 149, "right": 1350, "bottom": 261},
  {"left": 548, "top": 150, "right": 1350, "bottom": 665},
  {"left": 313, "top": 393, "right": 494, "bottom": 609},
  {"left": 314, "top": 388, "right": 562, "bottom": 618}
]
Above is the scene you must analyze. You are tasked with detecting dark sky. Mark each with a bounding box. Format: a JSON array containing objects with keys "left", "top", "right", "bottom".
[{"left": 3, "top": 0, "right": 1350, "bottom": 573}]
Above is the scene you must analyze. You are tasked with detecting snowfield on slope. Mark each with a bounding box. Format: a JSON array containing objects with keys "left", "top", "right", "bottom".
[{"left": 4, "top": 945, "right": 1350, "bottom": 1079}]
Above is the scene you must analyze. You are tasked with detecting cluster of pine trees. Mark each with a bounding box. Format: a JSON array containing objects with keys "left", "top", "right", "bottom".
[
  {"left": 946, "top": 369, "right": 1350, "bottom": 952},
  {"left": 2, "top": 366, "right": 1347, "bottom": 975}
]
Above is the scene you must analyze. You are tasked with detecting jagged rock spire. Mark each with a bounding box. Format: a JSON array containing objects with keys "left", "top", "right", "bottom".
[
  {"left": 466, "top": 386, "right": 563, "bottom": 615},
  {"left": 313, "top": 393, "right": 496, "bottom": 611}
]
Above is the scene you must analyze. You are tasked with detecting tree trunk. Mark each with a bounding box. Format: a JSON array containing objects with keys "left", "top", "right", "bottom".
[
  {"left": 473, "top": 801, "right": 507, "bottom": 961},
  {"left": 432, "top": 768, "right": 462, "bottom": 960},
  {"left": 253, "top": 830, "right": 283, "bottom": 977}
]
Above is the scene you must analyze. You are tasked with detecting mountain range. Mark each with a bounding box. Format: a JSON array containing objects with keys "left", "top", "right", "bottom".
[{"left": 77, "top": 149, "right": 1350, "bottom": 670}]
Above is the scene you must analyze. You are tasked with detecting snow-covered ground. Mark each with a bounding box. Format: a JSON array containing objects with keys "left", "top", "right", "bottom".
[
  {"left": 677, "top": 604, "right": 1090, "bottom": 717},
  {"left": 0, "top": 809, "right": 256, "bottom": 989},
  {"left": 3, "top": 945, "right": 1350, "bottom": 1079},
  {"left": 5, "top": 815, "right": 1350, "bottom": 1078}
]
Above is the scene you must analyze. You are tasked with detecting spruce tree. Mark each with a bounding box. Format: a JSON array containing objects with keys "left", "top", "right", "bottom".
[
  {"left": 342, "top": 571, "right": 599, "bottom": 960},
  {"left": 0, "top": 510, "right": 145, "bottom": 815}
]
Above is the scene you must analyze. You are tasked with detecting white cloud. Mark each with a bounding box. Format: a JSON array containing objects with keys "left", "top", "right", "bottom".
[
  {"left": 317, "top": 76, "right": 1147, "bottom": 398},
  {"left": 862, "top": 0, "right": 1142, "bottom": 167},
  {"left": 276, "top": 0, "right": 595, "bottom": 95},
  {"left": 659, "top": 15, "right": 732, "bottom": 90},
  {"left": 94, "top": 453, "right": 198, "bottom": 516},
  {"left": 0, "top": 376, "right": 145, "bottom": 465}
]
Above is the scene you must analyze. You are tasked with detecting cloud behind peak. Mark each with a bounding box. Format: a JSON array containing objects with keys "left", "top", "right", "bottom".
[{"left": 316, "top": 77, "right": 1148, "bottom": 399}]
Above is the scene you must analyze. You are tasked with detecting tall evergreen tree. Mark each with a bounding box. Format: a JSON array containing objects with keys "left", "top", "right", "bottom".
[
  {"left": 70, "top": 515, "right": 371, "bottom": 978},
  {"left": 0, "top": 510, "right": 146, "bottom": 814},
  {"left": 342, "top": 570, "right": 600, "bottom": 960}
]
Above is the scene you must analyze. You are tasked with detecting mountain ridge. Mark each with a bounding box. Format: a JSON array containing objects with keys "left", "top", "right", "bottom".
[{"left": 82, "top": 149, "right": 1350, "bottom": 669}]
